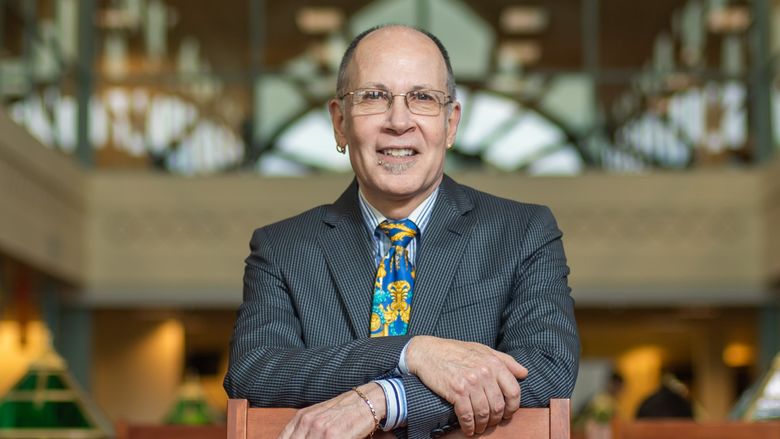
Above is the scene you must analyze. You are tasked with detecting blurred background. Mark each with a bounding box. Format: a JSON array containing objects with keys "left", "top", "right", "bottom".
[{"left": 0, "top": 0, "right": 779, "bottom": 435}]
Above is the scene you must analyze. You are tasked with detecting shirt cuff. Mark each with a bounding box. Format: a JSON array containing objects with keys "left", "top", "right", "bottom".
[
  {"left": 397, "top": 339, "right": 412, "bottom": 375},
  {"left": 373, "top": 378, "right": 407, "bottom": 431}
]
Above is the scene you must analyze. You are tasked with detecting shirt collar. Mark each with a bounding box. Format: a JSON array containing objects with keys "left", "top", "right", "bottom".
[{"left": 358, "top": 187, "right": 439, "bottom": 233}]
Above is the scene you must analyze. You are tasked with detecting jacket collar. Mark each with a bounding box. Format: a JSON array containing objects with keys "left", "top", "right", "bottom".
[{"left": 318, "top": 175, "right": 477, "bottom": 337}]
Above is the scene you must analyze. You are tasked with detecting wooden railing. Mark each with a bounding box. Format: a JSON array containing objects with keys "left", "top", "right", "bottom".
[{"left": 616, "top": 419, "right": 780, "bottom": 439}]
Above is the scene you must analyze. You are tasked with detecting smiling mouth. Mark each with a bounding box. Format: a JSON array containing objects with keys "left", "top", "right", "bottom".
[
  {"left": 377, "top": 148, "right": 417, "bottom": 172},
  {"left": 379, "top": 148, "right": 416, "bottom": 157}
]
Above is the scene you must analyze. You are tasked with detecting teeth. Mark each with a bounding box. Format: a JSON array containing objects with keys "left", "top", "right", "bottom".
[{"left": 382, "top": 149, "right": 414, "bottom": 157}]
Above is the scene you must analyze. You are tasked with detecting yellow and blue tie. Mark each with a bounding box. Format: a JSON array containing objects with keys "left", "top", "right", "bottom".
[{"left": 370, "top": 219, "right": 418, "bottom": 337}]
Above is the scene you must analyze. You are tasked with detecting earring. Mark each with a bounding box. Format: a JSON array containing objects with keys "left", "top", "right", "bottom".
[
  {"left": 336, "top": 143, "right": 347, "bottom": 154},
  {"left": 446, "top": 143, "right": 454, "bottom": 150}
]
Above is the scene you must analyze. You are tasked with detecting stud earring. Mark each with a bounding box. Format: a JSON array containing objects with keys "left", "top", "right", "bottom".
[{"left": 336, "top": 143, "right": 347, "bottom": 154}]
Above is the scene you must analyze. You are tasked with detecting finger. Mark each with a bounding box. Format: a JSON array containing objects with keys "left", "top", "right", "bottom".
[
  {"left": 469, "top": 387, "right": 491, "bottom": 434},
  {"left": 494, "top": 351, "right": 528, "bottom": 378},
  {"left": 496, "top": 369, "right": 522, "bottom": 419},
  {"left": 453, "top": 396, "right": 476, "bottom": 436},
  {"left": 482, "top": 377, "right": 506, "bottom": 428}
]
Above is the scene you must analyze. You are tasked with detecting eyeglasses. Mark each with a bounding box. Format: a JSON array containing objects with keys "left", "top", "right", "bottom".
[{"left": 339, "top": 88, "right": 452, "bottom": 116}]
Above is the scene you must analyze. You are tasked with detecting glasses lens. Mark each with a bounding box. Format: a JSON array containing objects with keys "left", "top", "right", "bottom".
[
  {"left": 407, "top": 90, "right": 445, "bottom": 115},
  {"left": 352, "top": 89, "right": 389, "bottom": 115}
]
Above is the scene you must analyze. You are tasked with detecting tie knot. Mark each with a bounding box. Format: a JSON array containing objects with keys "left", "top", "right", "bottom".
[{"left": 378, "top": 219, "right": 418, "bottom": 247}]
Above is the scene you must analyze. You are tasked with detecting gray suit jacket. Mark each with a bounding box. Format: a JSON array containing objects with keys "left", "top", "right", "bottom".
[{"left": 224, "top": 175, "right": 579, "bottom": 439}]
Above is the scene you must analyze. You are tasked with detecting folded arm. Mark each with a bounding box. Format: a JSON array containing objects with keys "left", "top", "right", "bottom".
[{"left": 401, "top": 205, "right": 579, "bottom": 438}]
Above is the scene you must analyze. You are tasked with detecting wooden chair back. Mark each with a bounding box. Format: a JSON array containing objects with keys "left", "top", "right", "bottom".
[
  {"left": 227, "top": 398, "right": 570, "bottom": 439},
  {"left": 114, "top": 421, "right": 225, "bottom": 439}
]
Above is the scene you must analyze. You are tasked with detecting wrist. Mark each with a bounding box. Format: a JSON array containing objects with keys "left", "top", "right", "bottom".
[
  {"left": 358, "top": 382, "right": 387, "bottom": 421},
  {"left": 353, "top": 383, "right": 385, "bottom": 436},
  {"left": 405, "top": 335, "right": 432, "bottom": 375}
]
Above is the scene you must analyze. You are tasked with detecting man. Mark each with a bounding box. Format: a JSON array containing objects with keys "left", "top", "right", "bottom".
[{"left": 224, "top": 25, "right": 579, "bottom": 439}]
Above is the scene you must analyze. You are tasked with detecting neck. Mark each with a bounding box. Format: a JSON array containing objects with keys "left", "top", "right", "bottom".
[
  {"left": 361, "top": 181, "right": 440, "bottom": 220},
  {"left": 367, "top": 196, "right": 422, "bottom": 220},
  {"left": 376, "top": 203, "right": 417, "bottom": 220}
]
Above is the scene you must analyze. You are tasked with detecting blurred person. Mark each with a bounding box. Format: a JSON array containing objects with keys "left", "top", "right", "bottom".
[
  {"left": 224, "top": 24, "right": 579, "bottom": 439},
  {"left": 635, "top": 373, "right": 693, "bottom": 419}
]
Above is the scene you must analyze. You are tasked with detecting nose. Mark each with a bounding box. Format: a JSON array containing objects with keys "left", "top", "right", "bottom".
[{"left": 385, "top": 94, "right": 414, "bottom": 133}]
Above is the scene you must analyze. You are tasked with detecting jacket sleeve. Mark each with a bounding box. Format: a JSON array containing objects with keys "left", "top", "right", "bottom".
[
  {"left": 502, "top": 205, "right": 580, "bottom": 405},
  {"left": 223, "top": 227, "right": 412, "bottom": 407}
]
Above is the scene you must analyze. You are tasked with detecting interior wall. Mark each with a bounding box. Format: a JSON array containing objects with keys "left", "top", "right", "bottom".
[
  {"left": 766, "top": 157, "right": 780, "bottom": 282},
  {"left": 92, "top": 311, "right": 184, "bottom": 423},
  {"left": 82, "top": 169, "right": 770, "bottom": 307},
  {"left": 91, "top": 309, "right": 235, "bottom": 422},
  {"left": 0, "top": 110, "right": 85, "bottom": 283}
]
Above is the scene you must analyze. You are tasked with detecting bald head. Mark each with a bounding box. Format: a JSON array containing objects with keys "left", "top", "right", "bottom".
[{"left": 336, "top": 25, "right": 456, "bottom": 99}]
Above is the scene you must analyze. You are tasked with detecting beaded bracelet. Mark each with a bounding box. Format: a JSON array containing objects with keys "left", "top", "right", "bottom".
[{"left": 352, "top": 386, "right": 380, "bottom": 437}]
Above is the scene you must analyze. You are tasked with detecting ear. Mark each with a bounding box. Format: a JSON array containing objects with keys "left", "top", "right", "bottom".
[
  {"left": 445, "top": 100, "right": 462, "bottom": 147},
  {"left": 328, "top": 98, "right": 348, "bottom": 146}
]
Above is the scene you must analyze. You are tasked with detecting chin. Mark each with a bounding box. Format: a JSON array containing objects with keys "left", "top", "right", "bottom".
[{"left": 383, "top": 177, "right": 432, "bottom": 197}]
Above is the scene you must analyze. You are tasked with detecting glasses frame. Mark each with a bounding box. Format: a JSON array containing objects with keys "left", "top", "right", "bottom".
[{"left": 338, "top": 88, "right": 453, "bottom": 116}]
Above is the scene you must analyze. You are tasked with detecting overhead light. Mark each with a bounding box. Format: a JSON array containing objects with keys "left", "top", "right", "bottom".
[
  {"left": 498, "top": 40, "right": 542, "bottom": 66},
  {"left": 97, "top": 8, "right": 140, "bottom": 30},
  {"left": 708, "top": 6, "right": 750, "bottom": 33},
  {"left": 722, "top": 342, "right": 754, "bottom": 368},
  {"left": 500, "top": 6, "right": 549, "bottom": 34},
  {"left": 296, "top": 7, "right": 344, "bottom": 34}
]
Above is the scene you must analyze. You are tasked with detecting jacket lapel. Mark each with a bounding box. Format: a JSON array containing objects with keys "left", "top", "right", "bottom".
[
  {"left": 409, "top": 175, "right": 476, "bottom": 335},
  {"left": 317, "top": 180, "right": 376, "bottom": 338}
]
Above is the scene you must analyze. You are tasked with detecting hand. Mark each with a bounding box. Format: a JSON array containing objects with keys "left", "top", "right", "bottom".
[
  {"left": 405, "top": 336, "right": 528, "bottom": 436},
  {"left": 278, "top": 383, "right": 386, "bottom": 439}
]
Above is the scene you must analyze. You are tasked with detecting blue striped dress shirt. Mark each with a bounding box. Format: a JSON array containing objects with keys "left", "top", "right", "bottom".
[{"left": 357, "top": 187, "right": 439, "bottom": 431}]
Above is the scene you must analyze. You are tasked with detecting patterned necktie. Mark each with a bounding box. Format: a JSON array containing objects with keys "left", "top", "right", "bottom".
[{"left": 370, "top": 219, "right": 418, "bottom": 337}]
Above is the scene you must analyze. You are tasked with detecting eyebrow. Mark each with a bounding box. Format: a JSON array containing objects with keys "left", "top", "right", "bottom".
[{"left": 359, "top": 82, "right": 438, "bottom": 91}]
